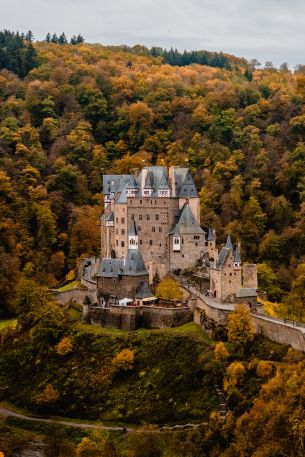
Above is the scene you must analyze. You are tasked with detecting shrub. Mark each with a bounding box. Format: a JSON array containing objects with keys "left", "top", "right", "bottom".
[{"left": 56, "top": 336, "right": 73, "bottom": 355}]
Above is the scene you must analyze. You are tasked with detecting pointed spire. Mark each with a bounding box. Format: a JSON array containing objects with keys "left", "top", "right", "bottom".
[
  {"left": 225, "top": 234, "right": 233, "bottom": 251},
  {"left": 129, "top": 217, "right": 138, "bottom": 237},
  {"left": 207, "top": 227, "right": 215, "bottom": 241},
  {"left": 234, "top": 243, "right": 241, "bottom": 263}
]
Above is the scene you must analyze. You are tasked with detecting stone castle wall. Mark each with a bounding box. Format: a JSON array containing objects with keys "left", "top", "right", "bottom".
[
  {"left": 251, "top": 314, "right": 305, "bottom": 352},
  {"left": 87, "top": 305, "right": 193, "bottom": 331},
  {"left": 183, "top": 285, "right": 305, "bottom": 352}
]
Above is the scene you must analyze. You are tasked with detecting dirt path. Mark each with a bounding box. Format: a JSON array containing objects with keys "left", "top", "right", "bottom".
[
  {"left": 0, "top": 406, "right": 207, "bottom": 433},
  {"left": 0, "top": 406, "right": 133, "bottom": 432}
]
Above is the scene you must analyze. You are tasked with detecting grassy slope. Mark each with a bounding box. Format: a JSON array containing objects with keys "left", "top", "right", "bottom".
[{"left": 0, "top": 323, "right": 217, "bottom": 424}]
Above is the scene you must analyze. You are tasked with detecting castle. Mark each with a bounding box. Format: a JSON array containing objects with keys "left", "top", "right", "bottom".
[{"left": 80, "top": 166, "right": 257, "bottom": 309}]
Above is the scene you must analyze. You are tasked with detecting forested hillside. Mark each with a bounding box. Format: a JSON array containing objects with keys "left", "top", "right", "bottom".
[{"left": 1, "top": 35, "right": 305, "bottom": 318}]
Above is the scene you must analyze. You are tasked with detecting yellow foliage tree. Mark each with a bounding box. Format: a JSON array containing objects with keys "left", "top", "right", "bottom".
[
  {"left": 112, "top": 348, "right": 134, "bottom": 371},
  {"left": 35, "top": 384, "right": 59, "bottom": 405},
  {"left": 256, "top": 360, "right": 273, "bottom": 379},
  {"left": 155, "top": 277, "right": 183, "bottom": 301},
  {"left": 214, "top": 342, "right": 229, "bottom": 362},
  {"left": 76, "top": 437, "right": 98, "bottom": 457},
  {"left": 227, "top": 305, "right": 255, "bottom": 345},
  {"left": 56, "top": 336, "right": 73, "bottom": 356},
  {"left": 224, "top": 361, "right": 245, "bottom": 391}
]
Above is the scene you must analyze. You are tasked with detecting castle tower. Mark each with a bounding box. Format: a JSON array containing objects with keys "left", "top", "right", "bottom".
[{"left": 128, "top": 217, "right": 138, "bottom": 250}]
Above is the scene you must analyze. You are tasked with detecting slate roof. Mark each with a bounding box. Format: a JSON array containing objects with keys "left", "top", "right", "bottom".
[
  {"left": 129, "top": 218, "right": 138, "bottom": 236},
  {"left": 144, "top": 171, "right": 154, "bottom": 188},
  {"left": 106, "top": 212, "right": 114, "bottom": 223},
  {"left": 234, "top": 243, "right": 241, "bottom": 263},
  {"left": 135, "top": 281, "right": 154, "bottom": 299},
  {"left": 215, "top": 247, "right": 231, "bottom": 269},
  {"left": 225, "top": 234, "right": 234, "bottom": 251},
  {"left": 137, "top": 166, "right": 169, "bottom": 196},
  {"left": 124, "top": 249, "right": 148, "bottom": 276},
  {"left": 172, "top": 168, "right": 198, "bottom": 198},
  {"left": 207, "top": 227, "right": 215, "bottom": 241},
  {"left": 97, "top": 258, "right": 125, "bottom": 278},
  {"left": 158, "top": 169, "right": 170, "bottom": 189},
  {"left": 169, "top": 203, "right": 204, "bottom": 235},
  {"left": 103, "top": 174, "right": 132, "bottom": 195},
  {"left": 97, "top": 249, "right": 148, "bottom": 278},
  {"left": 116, "top": 185, "right": 128, "bottom": 204}
]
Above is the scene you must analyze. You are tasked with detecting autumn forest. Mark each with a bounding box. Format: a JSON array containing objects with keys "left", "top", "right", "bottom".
[{"left": 2, "top": 29, "right": 305, "bottom": 456}]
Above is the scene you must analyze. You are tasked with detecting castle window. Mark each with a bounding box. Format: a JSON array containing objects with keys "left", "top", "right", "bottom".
[
  {"left": 156, "top": 214, "right": 159, "bottom": 220},
  {"left": 138, "top": 226, "right": 141, "bottom": 231},
  {"left": 116, "top": 217, "right": 118, "bottom": 223},
  {"left": 116, "top": 240, "right": 118, "bottom": 246},
  {"left": 159, "top": 227, "right": 162, "bottom": 233},
  {"left": 140, "top": 240, "right": 142, "bottom": 245},
  {"left": 194, "top": 235, "right": 200, "bottom": 240},
  {"left": 122, "top": 229, "right": 125, "bottom": 235},
  {"left": 152, "top": 226, "right": 155, "bottom": 232},
  {"left": 113, "top": 278, "right": 116, "bottom": 283},
  {"left": 195, "top": 242, "right": 198, "bottom": 246},
  {"left": 230, "top": 273, "right": 232, "bottom": 276},
  {"left": 140, "top": 200, "right": 142, "bottom": 204},
  {"left": 116, "top": 228, "right": 118, "bottom": 235},
  {"left": 147, "top": 215, "right": 150, "bottom": 220},
  {"left": 121, "top": 218, "right": 125, "bottom": 224},
  {"left": 149, "top": 240, "right": 153, "bottom": 246},
  {"left": 139, "top": 214, "right": 142, "bottom": 220},
  {"left": 121, "top": 241, "right": 125, "bottom": 247},
  {"left": 229, "top": 280, "right": 231, "bottom": 283}
]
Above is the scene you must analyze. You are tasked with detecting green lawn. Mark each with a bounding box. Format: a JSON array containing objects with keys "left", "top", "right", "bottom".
[
  {"left": 75, "top": 321, "right": 211, "bottom": 342},
  {"left": 56, "top": 280, "right": 82, "bottom": 292},
  {"left": 0, "top": 319, "right": 17, "bottom": 331}
]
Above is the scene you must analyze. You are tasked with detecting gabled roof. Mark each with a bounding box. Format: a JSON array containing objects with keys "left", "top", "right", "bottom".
[
  {"left": 97, "top": 258, "right": 125, "bottom": 278},
  {"left": 157, "top": 169, "right": 170, "bottom": 190},
  {"left": 169, "top": 203, "right": 204, "bottom": 235},
  {"left": 97, "top": 249, "right": 148, "bottom": 278},
  {"left": 135, "top": 281, "right": 154, "bottom": 299},
  {"left": 144, "top": 171, "right": 154, "bottom": 188},
  {"left": 124, "top": 249, "right": 148, "bottom": 276},
  {"left": 137, "top": 166, "right": 169, "bottom": 194},
  {"left": 172, "top": 168, "right": 198, "bottom": 198}
]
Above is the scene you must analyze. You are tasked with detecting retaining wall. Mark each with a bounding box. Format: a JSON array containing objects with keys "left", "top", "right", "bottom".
[
  {"left": 87, "top": 305, "right": 192, "bottom": 331},
  {"left": 51, "top": 287, "right": 97, "bottom": 306},
  {"left": 251, "top": 314, "right": 305, "bottom": 352}
]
